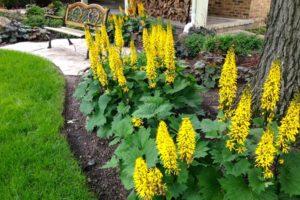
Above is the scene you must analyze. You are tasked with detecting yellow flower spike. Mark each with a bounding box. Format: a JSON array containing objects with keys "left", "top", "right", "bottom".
[
  {"left": 276, "top": 95, "right": 300, "bottom": 153},
  {"left": 156, "top": 121, "right": 178, "bottom": 174},
  {"left": 255, "top": 127, "right": 277, "bottom": 179},
  {"left": 88, "top": 44, "right": 98, "bottom": 77},
  {"left": 143, "top": 28, "right": 150, "bottom": 52},
  {"left": 146, "top": 49, "right": 157, "bottom": 88},
  {"left": 100, "top": 25, "right": 110, "bottom": 53},
  {"left": 84, "top": 27, "right": 93, "bottom": 49},
  {"left": 261, "top": 60, "right": 281, "bottom": 122},
  {"left": 176, "top": 117, "right": 196, "bottom": 164},
  {"left": 137, "top": 2, "right": 145, "bottom": 17},
  {"left": 114, "top": 16, "right": 124, "bottom": 50},
  {"left": 130, "top": 38, "right": 138, "bottom": 68},
  {"left": 108, "top": 46, "right": 127, "bottom": 90},
  {"left": 226, "top": 89, "right": 252, "bottom": 153},
  {"left": 94, "top": 28, "right": 102, "bottom": 53},
  {"left": 133, "top": 158, "right": 165, "bottom": 200},
  {"left": 218, "top": 47, "right": 238, "bottom": 115},
  {"left": 132, "top": 117, "right": 143, "bottom": 127},
  {"left": 164, "top": 23, "right": 176, "bottom": 84},
  {"left": 95, "top": 61, "right": 108, "bottom": 87}
]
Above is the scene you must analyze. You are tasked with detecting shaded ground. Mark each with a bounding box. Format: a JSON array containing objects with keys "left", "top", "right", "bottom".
[{"left": 63, "top": 76, "right": 127, "bottom": 200}]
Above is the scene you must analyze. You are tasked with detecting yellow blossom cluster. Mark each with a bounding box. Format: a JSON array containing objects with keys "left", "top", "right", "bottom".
[
  {"left": 260, "top": 60, "right": 281, "bottom": 122},
  {"left": 133, "top": 157, "right": 165, "bottom": 200},
  {"left": 176, "top": 117, "right": 197, "bottom": 164},
  {"left": 130, "top": 38, "right": 138, "bottom": 68},
  {"left": 132, "top": 117, "right": 143, "bottom": 127},
  {"left": 95, "top": 25, "right": 110, "bottom": 56},
  {"left": 218, "top": 47, "right": 238, "bottom": 115},
  {"left": 226, "top": 89, "right": 252, "bottom": 153},
  {"left": 164, "top": 24, "right": 176, "bottom": 84},
  {"left": 143, "top": 23, "right": 176, "bottom": 87},
  {"left": 137, "top": 2, "right": 145, "bottom": 17},
  {"left": 276, "top": 96, "right": 300, "bottom": 153},
  {"left": 156, "top": 121, "right": 179, "bottom": 174},
  {"left": 113, "top": 15, "right": 124, "bottom": 50},
  {"left": 108, "top": 45, "right": 128, "bottom": 91},
  {"left": 84, "top": 27, "right": 93, "bottom": 49},
  {"left": 255, "top": 127, "right": 277, "bottom": 179},
  {"left": 89, "top": 43, "right": 108, "bottom": 87}
]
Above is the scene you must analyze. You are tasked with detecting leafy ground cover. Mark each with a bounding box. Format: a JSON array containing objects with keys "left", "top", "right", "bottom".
[{"left": 0, "top": 50, "right": 94, "bottom": 199}]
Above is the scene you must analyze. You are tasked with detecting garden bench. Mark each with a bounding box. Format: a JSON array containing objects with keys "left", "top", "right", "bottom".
[{"left": 45, "top": 2, "right": 109, "bottom": 57}]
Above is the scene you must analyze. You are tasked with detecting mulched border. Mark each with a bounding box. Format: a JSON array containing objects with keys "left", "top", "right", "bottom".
[{"left": 63, "top": 75, "right": 127, "bottom": 200}]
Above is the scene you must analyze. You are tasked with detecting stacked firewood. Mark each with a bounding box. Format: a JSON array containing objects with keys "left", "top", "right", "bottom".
[{"left": 142, "top": 0, "right": 191, "bottom": 23}]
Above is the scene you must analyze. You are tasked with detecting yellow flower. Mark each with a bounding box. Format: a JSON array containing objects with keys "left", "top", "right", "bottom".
[
  {"left": 260, "top": 60, "right": 281, "bottom": 122},
  {"left": 146, "top": 49, "right": 157, "bottom": 88},
  {"left": 130, "top": 38, "right": 138, "bottom": 68},
  {"left": 176, "top": 117, "right": 196, "bottom": 164},
  {"left": 156, "top": 121, "right": 178, "bottom": 174},
  {"left": 157, "top": 25, "right": 166, "bottom": 60},
  {"left": 108, "top": 46, "right": 127, "bottom": 91},
  {"left": 276, "top": 96, "right": 300, "bottom": 153},
  {"left": 84, "top": 27, "right": 93, "bottom": 49},
  {"left": 143, "top": 28, "right": 150, "bottom": 52},
  {"left": 100, "top": 25, "right": 110, "bottom": 54},
  {"left": 137, "top": 2, "right": 145, "bottom": 17},
  {"left": 226, "top": 89, "right": 252, "bottom": 153},
  {"left": 132, "top": 117, "right": 143, "bottom": 127},
  {"left": 133, "top": 157, "right": 165, "bottom": 200},
  {"left": 114, "top": 16, "right": 124, "bottom": 50},
  {"left": 94, "top": 28, "right": 102, "bottom": 53},
  {"left": 164, "top": 23, "right": 176, "bottom": 84},
  {"left": 279, "top": 159, "right": 284, "bottom": 165},
  {"left": 218, "top": 47, "right": 238, "bottom": 114},
  {"left": 95, "top": 61, "right": 108, "bottom": 87},
  {"left": 255, "top": 128, "right": 277, "bottom": 179},
  {"left": 89, "top": 44, "right": 98, "bottom": 76}
]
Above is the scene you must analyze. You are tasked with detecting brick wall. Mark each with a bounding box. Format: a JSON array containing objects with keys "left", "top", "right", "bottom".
[
  {"left": 208, "top": 0, "right": 271, "bottom": 20},
  {"left": 249, "top": 0, "right": 271, "bottom": 20}
]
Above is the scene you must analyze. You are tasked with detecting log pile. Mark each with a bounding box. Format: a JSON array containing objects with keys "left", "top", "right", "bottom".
[{"left": 142, "top": 0, "right": 191, "bottom": 23}]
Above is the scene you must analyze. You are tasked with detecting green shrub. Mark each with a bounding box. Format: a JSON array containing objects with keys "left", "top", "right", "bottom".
[
  {"left": 26, "top": 4, "right": 45, "bottom": 17},
  {"left": 179, "top": 33, "right": 264, "bottom": 58},
  {"left": 0, "top": 0, "right": 52, "bottom": 8},
  {"left": 23, "top": 15, "right": 45, "bottom": 27},
  {"left": 204, "top": 33, "right": 264, "bottom": 56},
  {"left": 184, "top": 33, "right": 206, "bottom": 57}
]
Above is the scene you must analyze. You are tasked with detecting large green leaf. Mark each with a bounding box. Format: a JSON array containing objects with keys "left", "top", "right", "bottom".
[
  {"left": 194, "top": 140, "right": 209, "bottom": 159},
  {"left": 219, "top": 175, "right": 277, "bottom": 200},
  {"left": 111, "top": 117, "right": 133, "bottom": 138},
  {"left": 200, "top": 119, "right": 227, "bottom": 139},
  {"left": 225, "top": 159, "right": 251, "bottom": 177},
  {"left": 197, "top": 167, "right": 223, "bottom": 200},
  {"left": 73, "top": 81, "right": 88, "bottom": 99},
  {"left": 248, "top": 168, "right": 267, "bottom": 194},
  {"left": 98, "top": 93, "right": 111, "bottom": 114},
  {"left": 279, "top": 152, "right": 300, "bottom": 196},
  {"left": 101, "top": 155, "right": 118, "bottom": 169},
  {"left": 79, "top": 100, "right": 94, "bottom": 115},
  {"left": 86, "top": 111, "right": 106, "bottom": 132},
  {"left": 143, "top": 139, "right": 158, "bottom": 168}
]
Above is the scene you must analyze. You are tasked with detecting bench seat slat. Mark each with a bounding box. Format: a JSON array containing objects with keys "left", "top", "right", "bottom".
[{"left": 45, "top": 27, "right": 85, "bottom": 37}]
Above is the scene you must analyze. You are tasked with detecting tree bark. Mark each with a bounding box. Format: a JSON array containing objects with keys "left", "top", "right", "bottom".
[{"left": 251, "top": 0, "right": 300, "bottom": 115}]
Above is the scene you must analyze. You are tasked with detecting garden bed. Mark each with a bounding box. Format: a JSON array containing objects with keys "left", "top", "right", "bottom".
[{"left": 63, "top": 76, "right": 127, "bottom": 200}]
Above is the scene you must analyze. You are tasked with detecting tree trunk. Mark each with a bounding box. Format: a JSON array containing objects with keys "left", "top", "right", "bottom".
[{"left": 251, "top": 0, "right": 300, "bottom": 115}]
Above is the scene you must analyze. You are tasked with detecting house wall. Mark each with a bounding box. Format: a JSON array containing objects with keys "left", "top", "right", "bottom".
[{"left": 208, "top": 0, "right": 271, "bottom": 21}]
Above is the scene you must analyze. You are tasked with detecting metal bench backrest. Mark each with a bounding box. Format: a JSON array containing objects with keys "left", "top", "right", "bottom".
[{"left": 65, "top": 2, "right": 109, "bottom": 28}]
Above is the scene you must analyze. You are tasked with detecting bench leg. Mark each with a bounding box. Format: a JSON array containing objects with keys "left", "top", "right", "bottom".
[
  {"left": 47, "top": 33, "right": 52, "bottom": 49},
  {"left": 86, "top": 49, "right": 89, "bottom": 60},
  {"left": 67, "top": 38, "right": 73, "bottom": 45}
]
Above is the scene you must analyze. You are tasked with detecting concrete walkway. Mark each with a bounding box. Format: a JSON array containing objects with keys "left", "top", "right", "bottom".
[{"left": 1, "top": 39, "right": 90, "bottom": 75}]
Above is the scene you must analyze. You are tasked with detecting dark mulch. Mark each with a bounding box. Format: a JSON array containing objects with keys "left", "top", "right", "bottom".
[{"left": 63, "top": 76, "right": 127, "bottom": 200}]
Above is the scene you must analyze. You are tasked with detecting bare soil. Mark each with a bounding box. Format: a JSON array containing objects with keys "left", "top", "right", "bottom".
[{"left": 63, "top": 76, "right": 127, "bottom": 200}]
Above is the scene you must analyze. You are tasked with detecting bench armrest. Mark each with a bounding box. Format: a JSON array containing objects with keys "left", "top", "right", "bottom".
[{"left": 45, "top": 14, "right": 64, "bottom": 20}]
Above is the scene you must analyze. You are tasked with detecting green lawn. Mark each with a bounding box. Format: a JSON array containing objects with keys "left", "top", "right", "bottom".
[{"left": 0, "top": 50, "right": 94, "bottom": 199}]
